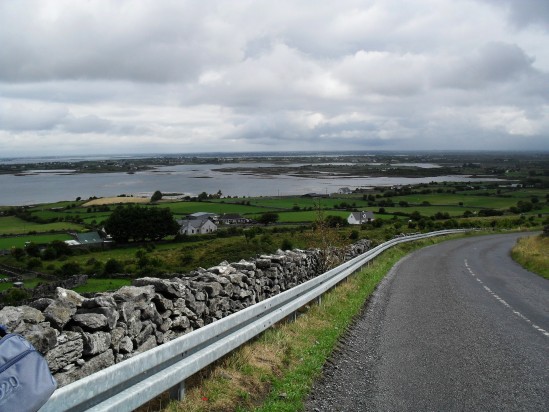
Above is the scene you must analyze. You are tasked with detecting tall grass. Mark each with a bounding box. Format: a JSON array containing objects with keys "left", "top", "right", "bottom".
[{"left": 511, "top": 234, "right": 549, "bottom": 280}]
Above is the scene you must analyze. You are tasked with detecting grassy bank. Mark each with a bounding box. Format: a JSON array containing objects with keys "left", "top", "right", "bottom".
[
  {"left": 152, "top": 235, "right": 459, "bottom": 412},
  {"left": 511, "top": 234, "right": 549, "bottom": 280}
]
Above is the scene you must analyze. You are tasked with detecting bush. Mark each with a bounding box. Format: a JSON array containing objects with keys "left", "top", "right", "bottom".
[
  {"left": 1, "top": 288, "right": 31, "bottom": 306},
  {"left": 26, "top": 258, "right": 42, "bottom": 270},
  {"left": 11, "top": 247, "right": 25, "bottom": 261},
  {"left": 42, "top": 247, "right": 57, "bottom": 260},
  {"left": 280, "top": 238, "right": 293, "bottom": 250},
  {"left": 151, "top": 190, "right": 163, "bottom": 202},
  {"left": 56, "top": 262, "right": 82, "bottom": 278},
  {"left": 104, "top": 258, "right": 124, "bottom": 275}
]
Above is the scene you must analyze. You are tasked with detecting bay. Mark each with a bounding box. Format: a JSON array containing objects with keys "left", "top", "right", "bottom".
[{"left": 0, "top": 162, "right": 498, "bottom": 206}]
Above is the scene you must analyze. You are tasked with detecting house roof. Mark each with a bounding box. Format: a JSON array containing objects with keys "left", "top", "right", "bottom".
[
  {"left": 350, "top": 211, "right": 375, "bottom": 220},
  {"left": 178, "top": 218, "right": 216, "bottom": 230},
  {"left": 219, "top": 213, "right": 243, "bottom": 220},
  {"left": 189, "top": 212, "right": 217, "bottom": 219},
  {"left": 75, "top": 232, "right": 103, "bottom": 244}
]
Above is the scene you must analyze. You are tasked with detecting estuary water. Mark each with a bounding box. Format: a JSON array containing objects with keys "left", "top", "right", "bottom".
[{"left": 0, "top": 162, "right": 497, "bottom": 206}]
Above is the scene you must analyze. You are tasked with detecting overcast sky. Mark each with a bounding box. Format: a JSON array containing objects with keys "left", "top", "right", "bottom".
[{"left": 1, "top": 0, "right": 548, "bottom": 157}]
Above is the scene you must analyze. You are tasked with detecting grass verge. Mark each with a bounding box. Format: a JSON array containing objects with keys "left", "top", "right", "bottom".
[
  {"left": 152, "top": 235, "right": 462, "bottom": 412},
  {"left": 511, "top": 234, "right": 549, "bottom": 280}
]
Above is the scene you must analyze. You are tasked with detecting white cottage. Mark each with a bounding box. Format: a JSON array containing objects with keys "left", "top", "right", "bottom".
[
  {"left": 347, "top": 211, "right": 375, "bottom": 225},
  {"left": 177, "top": 218, "right": 217, "bottom": 235}
]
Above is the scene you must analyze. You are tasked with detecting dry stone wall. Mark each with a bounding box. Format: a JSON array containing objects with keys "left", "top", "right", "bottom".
[{"left": 0, "top": 240, "right": 370, "bottom": 387}]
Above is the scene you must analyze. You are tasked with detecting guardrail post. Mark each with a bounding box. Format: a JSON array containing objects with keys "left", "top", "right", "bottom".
[
  {"left": 169, "top": 380, "right": 186, "bottom": 401},
  {"left": 315, "top": 294, "right": 322, "bottom": 305}
]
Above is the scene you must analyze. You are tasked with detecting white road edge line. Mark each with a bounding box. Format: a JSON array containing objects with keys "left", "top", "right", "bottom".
[{"left": 464, "top": 259, "right": 549, "bottom": 338}]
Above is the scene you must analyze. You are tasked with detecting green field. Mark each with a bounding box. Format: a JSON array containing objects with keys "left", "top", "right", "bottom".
[
  {"left": 213, "top": 197, "right": 369, "bottom": 210},
  {"left": 267, "top": 210, "right": 350, "bottom": 222},
  {"left": 0, "top": 216, "right": 85, "bottom": 235},
  {"left": 162, "top": 201, "right": 271, "bottom": 216},
  {"left": 26, "top": 200, "right": 86, "bottom": 211},
  {"left": 0, "top": 233, "right": 73, "bottom": 249},
  {"left": 389, "top": 194, "right": 519, "bottom": 209},
  {"left": 72, "top": 278, "right": 132, "bottom": 293},
  {"left": 0, "top": 277, "right": 51, "bottom": 292}
]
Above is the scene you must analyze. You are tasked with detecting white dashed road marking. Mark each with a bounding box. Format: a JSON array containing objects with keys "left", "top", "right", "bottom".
[{"left": 464, "top": 259, "right": 549, "bottom": 338}]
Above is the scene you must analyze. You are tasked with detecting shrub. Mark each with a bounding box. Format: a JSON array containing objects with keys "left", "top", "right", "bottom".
[
  {"left": 280, "top": 238, "right": 293, "bottom": 250},
  {"left": 1, "top": 288, "right": 31, "bottom": 306},
  {"left": 56, "top": 262, "right": 82, "bottom": 278},
  {"left": 104, "top": 258, "right": 124, "bottom": 275},
  {"left": 26, "top": 258, "right": 42, "bottom": 270}
]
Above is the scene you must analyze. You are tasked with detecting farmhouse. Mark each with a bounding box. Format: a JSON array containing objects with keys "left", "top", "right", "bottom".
[
  {"left": 76, "top": 231, "right": 104, "bottom": 245},
  {"left": 217, "top": 214, "right": 249, "bottom": 225},
  {"left": 338, "top": 187, "right": 353, "bottom": 194},
  {"left": 177, "top": 218, "right": 217, "bottom": 235},
  {"left": 347, "top": 211, "right": 375, "bottom": 225}
]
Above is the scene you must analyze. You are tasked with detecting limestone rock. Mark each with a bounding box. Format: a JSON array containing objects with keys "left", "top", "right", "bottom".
[
  {"left": 28, "top": 298, "right": 54, "bottom": 311},
  {"left": 113, "top": 285, "right": 155, "bottom": 303},
  {"left": 83, "top": 331, "right": 112, "bottom": 356},
  {"left": 132, "top": 278, "right": 186, "bottom": 298},
  {"left": 14, "top": 322, "right": 58, "bottom": 354},
  {"left": 55, "top": 288, "right": 85, "bottom": 307},
  {"left": 0, "top": 305, "right": 45, "bottom": 329},
  {"left": 118, "top": 336, "right": 133, "bottom": 354},
  {"left": 76, "top": 307, "right": 119, "bottom": 330},
  {"left": 45, "top": 332, "right": 83, "bottom": 372},
  {"left": 135, "top": 335, "right": 157, "bottom": 354},
  {"left": 73, "top": 313, "right": 109, "bottom": 331},
  {"left": 81, "top": 294, "right": 117, "bottom": 309},
  {"left": 54, "top": 349, "right": 114, "bottom": 388}
]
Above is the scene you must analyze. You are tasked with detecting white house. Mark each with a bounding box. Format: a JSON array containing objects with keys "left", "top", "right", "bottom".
[
  {"left": 347, "top": 211, "right": 375, "bottom": 225},
  {"left": 177, "top": 218, "right": 217, "bottom": 235},
  {"left": 217, "top": 214, "right": 250, "bottom": 225}
]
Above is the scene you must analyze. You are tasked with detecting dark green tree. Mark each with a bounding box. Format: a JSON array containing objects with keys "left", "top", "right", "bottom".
[
  {"left": 151, "top": 190, "right": 163, "bottom": 202},
  {"left": 258, "top": 212, "right": 279, "bottom": 225},
  {"left": 104, "top": 258, "right": 124, "bottom": 275},
  {"left": 11, "top": 247, "right": 25, "bottom": 261},
  {"left": 104, "top": 205, "right": 179, "bottom": 242}
]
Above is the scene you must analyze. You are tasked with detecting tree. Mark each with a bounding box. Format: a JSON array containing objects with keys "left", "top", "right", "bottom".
[
  {"left": 258, "top": 212, "right": 279, "bottom": 225},
  {"left": 150, "top": 190, "right": 163, "bottom": 202},
  {"left": 305, "top": 202, "right": 349, "bottom": 273},
  {"left": 104, "top": 258, "right": 124, "bottom": 275},
  {"left": 49, "top": 240, "right": 73, "bottom": 257},
  {"left": 11, "top": 247, "right": 25, "bottom": 261},
  {"left": 104, "top": 205, "right": 179, "bottom": 242},
  {"left": 56, "top": 262, "right": 82, "bottom": 278},
  {"left": 25, "top": 242, "right": 40, "bottom": 257},
  {"left": 325, "top": 215, "right": 348, "bottom": 228}
]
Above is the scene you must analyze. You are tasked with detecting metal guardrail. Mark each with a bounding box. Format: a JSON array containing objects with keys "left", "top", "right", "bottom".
[{"left": 39, "top": 229, "right": 469, "bottom": 412}]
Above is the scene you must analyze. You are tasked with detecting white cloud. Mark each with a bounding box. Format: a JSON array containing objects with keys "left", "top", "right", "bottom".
[{"left": 0, "top": 0, "right": 548, "bottom": 156}]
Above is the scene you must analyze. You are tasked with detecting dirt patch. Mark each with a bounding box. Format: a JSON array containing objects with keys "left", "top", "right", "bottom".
[{"left": 83, "top": 197, "right": 151, "bottom": 206}]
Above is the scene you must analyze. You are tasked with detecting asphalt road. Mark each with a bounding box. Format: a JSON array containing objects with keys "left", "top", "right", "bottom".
[{"left": 306, "top": 233, "right": 549, "bottom": 411}]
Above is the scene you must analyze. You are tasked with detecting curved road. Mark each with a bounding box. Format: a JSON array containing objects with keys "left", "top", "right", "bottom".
[{"left": 306, "top": 233, "right": 549, "bottom": 411}]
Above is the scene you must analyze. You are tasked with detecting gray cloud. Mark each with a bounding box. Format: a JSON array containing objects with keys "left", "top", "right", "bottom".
[
  {"left": 0, "top": 0, "right": 548, "bottom": 156},
  {"left": 432, "top": 42, "right": 535, "bottom": 90},
  {"left": 479, "top": 0, "right": 549, "bottom": 29}
]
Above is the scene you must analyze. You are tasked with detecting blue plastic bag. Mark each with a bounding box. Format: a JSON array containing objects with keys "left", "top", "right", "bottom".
[{"left": 0, "top": 331, "right": 57, "bottom": 412}]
